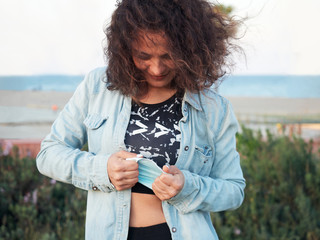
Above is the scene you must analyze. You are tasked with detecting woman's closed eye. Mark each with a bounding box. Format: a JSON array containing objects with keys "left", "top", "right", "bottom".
[
  {"left": 134, "top": 52, "right": 171, "bottom": 61},
  {"left": 136, "top": 53, "right": 151, "bottom": 61},
  {"left": 161, "top": 54, "right": 171, "bottom": 60}
]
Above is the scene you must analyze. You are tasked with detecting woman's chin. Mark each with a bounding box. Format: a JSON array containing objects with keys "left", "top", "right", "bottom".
[{"left": 147, "top": 81, "right": 171, "bottom": 91}]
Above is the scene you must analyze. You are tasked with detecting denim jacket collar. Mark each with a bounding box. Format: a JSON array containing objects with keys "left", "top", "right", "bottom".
[
  {"left": 122, "top": 89, "right": 203, "bottom": 112},
  {"left": 183, "top": 91, "right": 203, "bottom": 112}
]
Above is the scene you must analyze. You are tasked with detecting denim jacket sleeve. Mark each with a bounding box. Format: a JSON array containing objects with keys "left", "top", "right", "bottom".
[
  {"left": 167, "top": 97, "right": 245, "bottom": 214},
  {"left": 36, "top": 69, "right": 115, "bottom": 193}
]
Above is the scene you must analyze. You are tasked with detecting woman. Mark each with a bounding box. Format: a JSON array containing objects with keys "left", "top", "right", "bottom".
[{"left": 37, "top": 0, "right": 245, "bottom": 239}]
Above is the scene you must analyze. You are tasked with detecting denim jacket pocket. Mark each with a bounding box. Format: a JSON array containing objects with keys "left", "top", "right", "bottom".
[
  {"left": 83, "top": 114, "right": 109, "bottom": 152},
  {"left": 84, "top": 114, "right": 108, "bottom": 130},
  {"left": 192, "top": 145, "right": 213, "bottom": 175}
]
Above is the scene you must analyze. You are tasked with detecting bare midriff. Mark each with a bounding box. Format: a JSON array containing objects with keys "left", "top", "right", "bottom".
[{"left": 129, "top": 192, "right": 166, "bottom": 227}]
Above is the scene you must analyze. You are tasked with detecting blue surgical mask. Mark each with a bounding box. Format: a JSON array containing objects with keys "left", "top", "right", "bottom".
[{"left": 126, "top": 157, "right": 164, "bottom": 189}]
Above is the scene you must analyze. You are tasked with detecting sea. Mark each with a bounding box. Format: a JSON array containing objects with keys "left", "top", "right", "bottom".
[{"left": 0, "top": 75, "right": 320, "bottom": 98}]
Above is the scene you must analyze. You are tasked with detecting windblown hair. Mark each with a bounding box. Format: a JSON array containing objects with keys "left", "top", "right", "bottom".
[{"left": 104, "top": 0, "right": 239, "bottom": 97}]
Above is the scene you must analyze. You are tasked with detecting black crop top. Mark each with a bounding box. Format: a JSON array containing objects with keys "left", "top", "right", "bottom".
[{"left": 125, "top": 93, "right": 183, "bottom": 194}]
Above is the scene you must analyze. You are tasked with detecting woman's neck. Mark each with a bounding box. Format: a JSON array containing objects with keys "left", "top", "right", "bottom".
[{"left": 137, "top": 87, "right": 177, "bottom": 104}]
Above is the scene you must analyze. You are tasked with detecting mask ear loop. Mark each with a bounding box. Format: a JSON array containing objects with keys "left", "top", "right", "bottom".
[{"left": 126, "top": 154, "right": 144, "bottom": 161}]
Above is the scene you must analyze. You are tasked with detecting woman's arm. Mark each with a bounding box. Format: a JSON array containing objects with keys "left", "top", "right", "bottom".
[{"left": 36, "top": 69, "right": 116, "bottom": 192}]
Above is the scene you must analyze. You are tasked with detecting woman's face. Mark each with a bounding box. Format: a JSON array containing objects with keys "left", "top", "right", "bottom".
[{"left": 132, "top": 32, "right": 176, "bottom": 91}]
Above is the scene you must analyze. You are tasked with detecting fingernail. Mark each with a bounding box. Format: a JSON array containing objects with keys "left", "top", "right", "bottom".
[
  {"left": 165, "top": 163, "right": 170, "bottom": 169},
  {"left": 137, "top": 154, "right": 143, "bottom": 158}
]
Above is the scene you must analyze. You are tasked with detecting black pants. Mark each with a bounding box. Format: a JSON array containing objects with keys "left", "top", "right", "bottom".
[{"left": 127, "top": 223, "right": 172, "bottom": 240}]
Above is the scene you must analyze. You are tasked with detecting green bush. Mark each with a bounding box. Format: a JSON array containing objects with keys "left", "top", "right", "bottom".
[
  {"left": 212, "top": 127, "right": 320, "bottom": 240},
  {"left": 1, "top": 127, "right": 319, "bottom": 239},
  {"left": 0, "top": 147, "right": 87, "bottom": 240}
]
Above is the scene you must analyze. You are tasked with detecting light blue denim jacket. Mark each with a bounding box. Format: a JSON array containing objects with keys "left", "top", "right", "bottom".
[{"left": 37, "top": 67, "right": 245, "bottom": 240}]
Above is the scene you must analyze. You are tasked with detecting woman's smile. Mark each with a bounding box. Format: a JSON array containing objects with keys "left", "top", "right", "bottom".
[{"left": 148, "top": 72, "right": 170, "bottom": 80}]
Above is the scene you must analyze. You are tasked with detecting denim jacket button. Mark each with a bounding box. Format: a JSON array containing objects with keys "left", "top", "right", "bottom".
[
  {"left": 184, "top": 146, "right": 189, "bottom": 151},
  {"left": 92, "top": 186, "right": 98, "bottom": 191},
  {"left": 172, "top": 227, "right": 177, "bottom": 233}
]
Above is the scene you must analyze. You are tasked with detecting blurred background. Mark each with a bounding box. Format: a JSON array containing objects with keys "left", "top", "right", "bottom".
[
  {"left": 0, "top": 0, "right": 319, "bottom": 142},
  {"left": 0, "top": 0, "right": 320, "bottom": 239}
]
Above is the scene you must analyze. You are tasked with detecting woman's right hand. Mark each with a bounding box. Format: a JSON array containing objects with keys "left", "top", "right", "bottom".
[{"left": 107, "top": 151, "right": 139, "bottom": 191}]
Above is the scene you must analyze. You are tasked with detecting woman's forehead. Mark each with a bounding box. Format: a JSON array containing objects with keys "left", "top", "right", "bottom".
[{"left": 132, "top": 31, "right": 168, "bottom": 50}]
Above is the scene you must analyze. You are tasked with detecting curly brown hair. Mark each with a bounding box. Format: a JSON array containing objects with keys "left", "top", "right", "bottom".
[{"left": 104, "top": 0, "right": 239, "bottom": 97}]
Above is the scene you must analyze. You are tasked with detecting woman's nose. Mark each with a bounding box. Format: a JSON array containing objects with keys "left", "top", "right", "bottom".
[{"left": 148, "top": 59, "right": 166, "bottom": 76}]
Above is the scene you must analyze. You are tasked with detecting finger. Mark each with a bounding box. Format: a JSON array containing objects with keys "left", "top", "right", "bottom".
[
  {"left": 116, "top": 176, "right": 139, "bottom": 185},
  {"left": 159, "top": 172, "right": 185, "bottom": 193},
  {"left": 112, "top": 169, "right": 139, "bottom": 182},
  {"left": 116, "top": 150, "right": 140, "bottom": 159},
  {"left": 152, "top": 182, "right": 167, "bottom": 200},
  {"left": 162, "top": 165, "right": 170, "bottom": 173},
  {"left": 152, "top": 182, "right": 175, "bottom": 201},
  {"left": 159, "top": 173, "right": 175, "bottom": 185},
  {"left": 162, "top": 165, "right": 180, "bottom": 175},
  {"left": 122, "top": 169, "right": 139, "bottom": 179},
  {"left": 122, "top": 160, "right": 139, "bottom": 171},
  {"left": 112, "top": 175, "right": 139, "bottom": 191},
  {"left": 154, "top": 175, "right": 171, "bottom": 191},
  {"left": 112, "top": 159, "right": 139, "bottom": 172}
]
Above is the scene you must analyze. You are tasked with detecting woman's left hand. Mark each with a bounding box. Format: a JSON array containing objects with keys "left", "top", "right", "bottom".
[{"left": 152, "top": 165, "right": 185, "bottom": 201}]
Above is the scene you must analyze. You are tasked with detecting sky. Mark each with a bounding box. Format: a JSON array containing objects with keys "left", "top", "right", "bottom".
[{"left": 0, "top": 0, "right": 319, "bottom": 76}]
